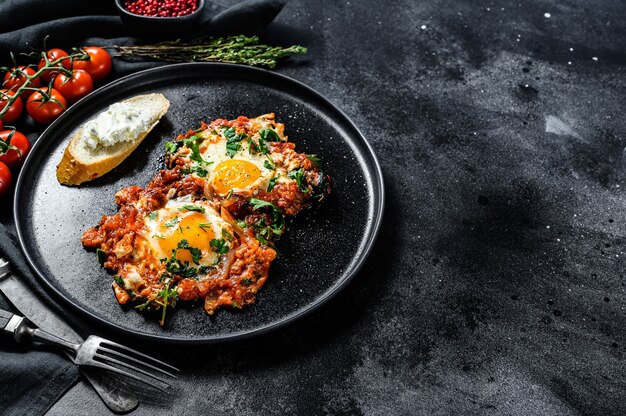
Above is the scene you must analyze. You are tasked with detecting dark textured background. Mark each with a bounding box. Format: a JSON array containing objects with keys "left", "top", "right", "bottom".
[{"left": 5, "top": 0, "right": 626, "bottom": 414}]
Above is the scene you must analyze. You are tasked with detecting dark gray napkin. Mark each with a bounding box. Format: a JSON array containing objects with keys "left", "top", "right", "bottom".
[{"left": 0, "top": 223, "right": 80, "bottom": 416}]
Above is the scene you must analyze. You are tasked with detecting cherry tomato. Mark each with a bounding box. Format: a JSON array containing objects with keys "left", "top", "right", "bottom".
[
  {"left": 3, "top": 66, "right": 41, "bottom": 100},
  {"left": 27, "top": 87, "right": 67, "bottom": 125},
  {"left": 38, "top": 48, "right": 71, "bottom": 83},
  {"left": 0, "top": 89, "right": 23, "bottom": 123},
  {"left": 0, "top": 130, "right": 30, "bottom": 168},
  {"left": 53, "top": 70, "right": 93, "bottom": 104},
  {"left": 0, "top": 161, "right": 11, "bottom": 198},
  {"left": 0, "top": 120, "right": 3, "bottom": 130},
  {"left": 72, "top": 46, "right": 112, "bottom": 82}
]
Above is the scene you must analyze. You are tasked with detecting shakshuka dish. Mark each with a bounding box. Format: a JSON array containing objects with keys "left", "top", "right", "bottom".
[{"left": 81, "top": 114, "right": 331, "bottom": 326}]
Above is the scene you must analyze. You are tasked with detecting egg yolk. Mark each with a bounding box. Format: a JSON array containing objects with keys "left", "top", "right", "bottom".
[
  {"left": 212, "top": 159, "right": 261, "bottom": 195},
  {"left": 158, "top": 212, "right": 215, "bottom": 263}
]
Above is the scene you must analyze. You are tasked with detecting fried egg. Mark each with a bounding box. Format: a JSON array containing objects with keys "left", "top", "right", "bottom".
[{"left": 138, "top": 198, "right": 234, "bottom": 268}]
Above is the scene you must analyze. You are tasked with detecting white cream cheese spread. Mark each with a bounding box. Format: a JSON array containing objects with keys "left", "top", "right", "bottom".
[{"left": 82, "top": 102, "right": 152, "bottom": 149}]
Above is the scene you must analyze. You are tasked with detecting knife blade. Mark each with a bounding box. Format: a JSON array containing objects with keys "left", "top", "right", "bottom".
[{"left": 0, "top": 267, "right": 138, "bottom": 413}]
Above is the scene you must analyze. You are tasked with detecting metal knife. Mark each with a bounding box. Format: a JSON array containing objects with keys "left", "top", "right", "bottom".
[{"left": 0, "top": 258, "right": 138, "bottom": 413}]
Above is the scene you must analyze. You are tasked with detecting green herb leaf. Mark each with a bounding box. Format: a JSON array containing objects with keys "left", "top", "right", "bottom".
[
  {"left": 241, "top": 277, "right": 252, "bottom": 285},
  {"left": 198, "top": 223, "right": 213, "bottom": 232},
  {"left": 267, "top": 174, "right": 279, "bottom": 192},
  {"left": 306, "top": 154, "right": 321, "bottom": 167},
  {"left": 249, "top": 197, "right": 278, "bottom": 211},
  {"left": 264, "top": 159, "right": 275, "bottom": 170},
  {"left": 178, "top": 204, "right": 206, "bottom": 213},
  {"left": 147, "top": 211, "right": 158, "bottom": 221},
  {"left": 222, "top": 126, "right": 246, "bottom": 157},
  {"left": 157, "top": 282, "right": 179, "bottom": 327},
  {"left": 164, "top": 216, "right": 180, "bottom": 228},
  {"left": 184, "top": 164, "right": 209, "bottom": 177},
  {"left": 113, "top": 275, "right": 124, "bottom": 287},
  {"left": 226, "top": 139, "right": 242, "bottom": 158},
  {"left": 96, "top": 249, "right": 107, "bottom": 266},
  {"left": 210, "top": 238, "right": 229, "bottom": 255},
  {"left": 165, "top": 141, "right": 181, "bottom": 154},
  {"left": 288, "top": 169, "right": 309, "bottom": 193},
  {"left": 178, "top": 239, "right": 203, "bottom": 264},
  {"left": 222, "top": 229, "right": 233, "bottom": 242},
  {"left": 259, "top": 128, "right": 280, "bottom": 142}
]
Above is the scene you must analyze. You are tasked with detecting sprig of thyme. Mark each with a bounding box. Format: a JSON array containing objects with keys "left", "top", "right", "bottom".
[{"left": 112, "top": 35, "right": 307, "bottom": 68}]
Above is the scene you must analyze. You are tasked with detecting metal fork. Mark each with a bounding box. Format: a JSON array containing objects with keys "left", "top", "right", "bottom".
[{"left": 1, "top": 308, "right": 178, "bottom": 391}]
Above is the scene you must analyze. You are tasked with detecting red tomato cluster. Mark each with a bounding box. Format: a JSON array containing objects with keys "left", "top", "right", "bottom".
[
  {"left": 0, "top": 46, "right": 112, "bottom": 198},
  {"left": 124, "top": 0, "right": 198, "bottom": 17}
]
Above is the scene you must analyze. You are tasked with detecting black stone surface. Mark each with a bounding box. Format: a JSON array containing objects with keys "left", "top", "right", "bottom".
[{"left": 3, "top": 0, "right": 626, "bottom": 414}]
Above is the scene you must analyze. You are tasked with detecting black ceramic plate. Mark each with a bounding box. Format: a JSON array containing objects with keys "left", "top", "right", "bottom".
[{"left": 14, "top": 63, "right": 384, "bottom": 344}]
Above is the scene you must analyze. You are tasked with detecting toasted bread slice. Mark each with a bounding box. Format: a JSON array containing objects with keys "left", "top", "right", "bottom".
[{"left": 56, "top": 93, "right": 170, "bottom": 186}]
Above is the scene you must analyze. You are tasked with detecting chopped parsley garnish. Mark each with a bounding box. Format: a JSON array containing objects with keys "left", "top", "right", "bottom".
[
  {"left": 96, "top": 249, "right": 107, "bottom": 266},
  {"left": 258, "top": 137, "right": 271, "bottom": 155},
  {"left": 182, "top": 135, "right": 211, "bottom": 166},
  {"left": 198, "top": 265, "right": 213, "bottom": 274},
  {"left": 222, "top": 125, "right": 246, "bottom": 158},
  {"left": 226, "top": 140, "right": 242, "bottom": 158},
  {"left": 210, "top": 238, "right": 229, "bottom": 255},
  {"left": 248, "top": 136, "right": 260, "bottom": 154},
  {"left": 226, "top": 190, "right": 234, "bottom": 199},
  {"left": 248, "top": 198, "right": 285, "bottom": 243},
  {"left": 177, "top": 239, "right": 203, "bottom": 264},
  {"left": 249, "top": 198, "right": 278, "bottom": 211},
  {"left": 259, "top": 128, "right": 281, "bottom": 142},
  {"left": 264, "top": 160, "right": 275, "bottom": 170},
  {"left": 221, "top": 229, "right": 233, "bottom": 242},
  {"left": 178, "top": 204, "right": 205, "bottom": 213},
  {"left": 154, "top": 234, "right": 165, "bottom": 239},
  {"left": 288, "top": 169, "right": 309, "bottom": 193},
  {"left": 241, "top": 277, "right": 252, "bottom": 285},
  {"left": 113, "top": 275, "right": 124, "bottom": 287},
  {"left": 267, "top": 175, "right": 279, "bottom": 192},
  {"left": 147, "top": 211, "right": 158, "bottom": 221},
  {"left": 165, "top": 141, "right": 182, "bottom": 154},
  {"left": 164, "top": 216, "right": 180, "bottom": 227},
  {"left": 183, "top": 164, "right": 209, "bottom": 177},
  {"left": 306, "top": 154, "right": 321, "bottom": 167}
]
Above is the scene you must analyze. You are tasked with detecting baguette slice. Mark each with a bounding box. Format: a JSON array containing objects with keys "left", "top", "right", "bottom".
[{"left": 56, "top": 93, "right": 170, "bottom": 186}]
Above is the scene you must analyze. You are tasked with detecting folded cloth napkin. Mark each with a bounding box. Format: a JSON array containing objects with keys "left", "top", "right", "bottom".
[
  {"left": 0, "top": 1, "right": 286, "bottom": 413},
  {"left": 0, "top": 223, "right": 80, "bottom": 416}
]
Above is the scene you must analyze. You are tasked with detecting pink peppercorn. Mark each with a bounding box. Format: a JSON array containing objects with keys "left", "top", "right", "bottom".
[{"left": 124, "top": 0, "right": 198, "bottom": 17}]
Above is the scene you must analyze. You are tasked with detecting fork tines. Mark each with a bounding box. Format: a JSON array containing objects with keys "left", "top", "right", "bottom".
[{"left": 93, "top": 336, "right": 178, "bottom": 391}]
